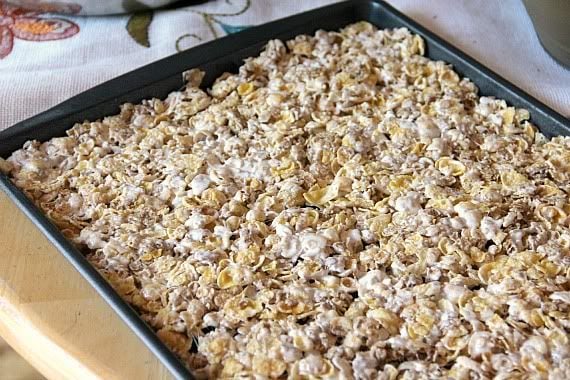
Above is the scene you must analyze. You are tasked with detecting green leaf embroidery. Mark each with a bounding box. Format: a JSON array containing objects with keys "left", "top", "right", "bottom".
[
  {"left": 122, "top": 0, "right": 150, "bottom": 13},
  {"left": 127, "top": 11, "right": 153, "bottom": 48}
]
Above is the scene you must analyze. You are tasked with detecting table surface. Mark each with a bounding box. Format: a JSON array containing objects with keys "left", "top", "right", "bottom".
[{"left": 0, "top": 191, "right": 172, "bottom": 380}]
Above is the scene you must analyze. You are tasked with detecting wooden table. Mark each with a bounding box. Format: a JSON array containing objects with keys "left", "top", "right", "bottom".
[{"left": 0, "top": 191, "right": 173, "bottom": 380}]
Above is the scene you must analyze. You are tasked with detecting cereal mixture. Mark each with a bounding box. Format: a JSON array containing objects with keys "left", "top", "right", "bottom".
[{"left": 3, "top": 22, "right": 570, "bottom": 379}]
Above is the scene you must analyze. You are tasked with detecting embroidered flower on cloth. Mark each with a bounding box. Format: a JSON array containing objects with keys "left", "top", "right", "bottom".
[{"left": 0, "top": 1, "right": 80, "bottom": 59}]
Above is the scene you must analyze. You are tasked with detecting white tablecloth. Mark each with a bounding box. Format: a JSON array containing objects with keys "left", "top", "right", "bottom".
[{"left": 0, "top": 0, "right": 568, "bottom": 131}]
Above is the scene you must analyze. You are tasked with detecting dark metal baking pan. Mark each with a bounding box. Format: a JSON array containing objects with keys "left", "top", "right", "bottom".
[{"left": 1, "top": 1, "right": 569, "bottom": 379}]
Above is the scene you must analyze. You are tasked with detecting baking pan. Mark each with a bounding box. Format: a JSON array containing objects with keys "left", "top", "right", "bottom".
[{"left": 1, "top": 1, "right": 569, "bottom": 379}]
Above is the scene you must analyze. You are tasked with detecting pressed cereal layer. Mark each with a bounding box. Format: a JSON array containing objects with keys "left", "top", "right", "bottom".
[{"left": 3, "top": 22, "right": 570, "bottom": 379}]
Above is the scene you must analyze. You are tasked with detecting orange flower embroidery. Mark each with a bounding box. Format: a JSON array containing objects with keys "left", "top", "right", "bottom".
[{"left": 0, "top": 1, "right": 80, "bottom": 59}]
